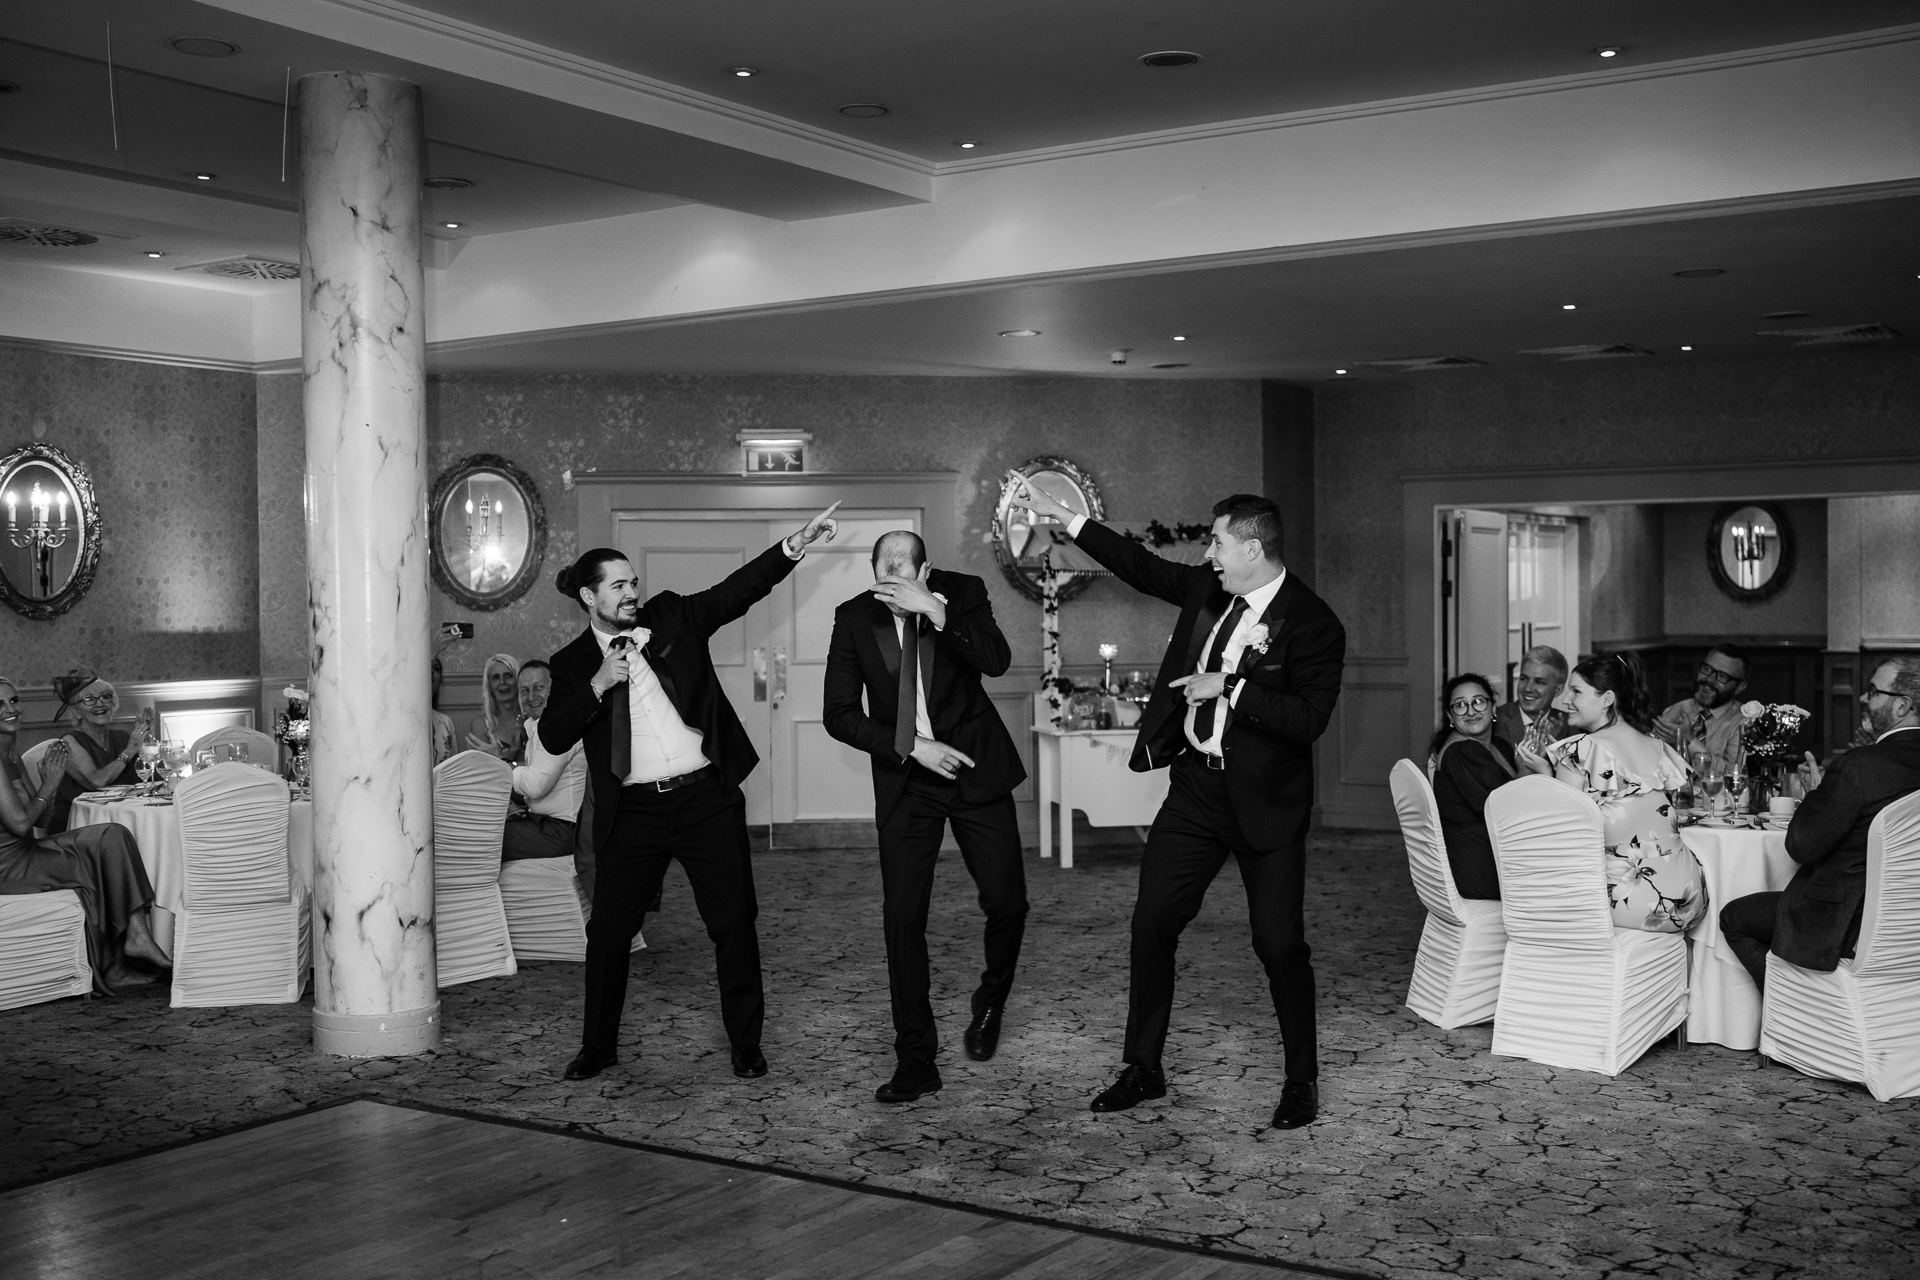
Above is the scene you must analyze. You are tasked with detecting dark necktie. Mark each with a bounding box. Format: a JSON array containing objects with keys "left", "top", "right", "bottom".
[
  {"left": 1193, "top": 596, "right": 1249, "bottom": 745},
  {"left": 608, "top": 636, "right": 633, "bottom": 778},
  {"left": 895, "top": 615, "right": 920, "bottom": 763}
]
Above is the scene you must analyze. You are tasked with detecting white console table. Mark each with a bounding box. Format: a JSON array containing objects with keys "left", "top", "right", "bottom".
[{"left": 1032, "top": 712, "right": 1170, "bottom": 868}]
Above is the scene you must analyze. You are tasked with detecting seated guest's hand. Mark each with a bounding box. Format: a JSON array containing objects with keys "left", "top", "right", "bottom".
[
  {"left": 1648, "top": 717, "right": 1679, "bottom": 746},
  {"left": 1797, "top": 750, "right": 1823, "bottom": 793},
  {"left": 466, "top": 731, "right": 511, "bottom": 758},
  {"left": 1514, "top": 742, "right": 1554, "bottom": 776}
]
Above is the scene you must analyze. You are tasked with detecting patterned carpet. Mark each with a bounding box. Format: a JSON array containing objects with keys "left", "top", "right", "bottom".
[{"left": 2, "top": 831, "right": 1914, "bottom": 1279}]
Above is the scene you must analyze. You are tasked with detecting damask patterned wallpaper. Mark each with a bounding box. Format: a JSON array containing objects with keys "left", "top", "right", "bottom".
[
  {"left": 1315, "top": 347, "right": 1920, "bottom": 659},
  {"left": 255, "top": 372, "right": 306, "bottom": 680},
  {"left": 423, "top": 374, "right": 1265, "bottom": 677},
  {"left": 0, "top": 343, "right": 260, "bottom": 685}
]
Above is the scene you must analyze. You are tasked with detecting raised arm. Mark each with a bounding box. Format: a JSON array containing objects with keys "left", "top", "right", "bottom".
[
  {"left": 1007, "top": 475, "right": 1204, "bottom": 607},
  {"left": 672, "top": 501, "right": 842, "bottom": 638},
  {"left": 1784, "top": 753, "right": 1862, "bottom": 868},
  {"left": 1, "top": 740, "right": 68, "bottom": 838},
  {"left": 938, "top": 575, "right": 1012, "bottom": 677}
]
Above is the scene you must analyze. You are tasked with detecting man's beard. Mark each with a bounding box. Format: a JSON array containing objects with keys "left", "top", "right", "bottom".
[
  {"left": 1867, "top": 700, "right": 1902, "bottom": 738},
  {"left": 595, "top": 599, "right": 638, "bottom": 632},
  {"left": 1695, "top": 683, "right": 1726, "bottom": 708}
]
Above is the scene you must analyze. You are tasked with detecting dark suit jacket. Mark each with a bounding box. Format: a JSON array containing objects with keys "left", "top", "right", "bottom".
[
  {"left": 1492, "top": 701, "right": 1565, "bottom": 751},
  {"left": 539, "top": 542, "right": 799, "bottom": 853},
  {"left": 822, "top": 569, "right": 1025, "bottom": 826},
  {"left": 1777, "top": 726, "right": 1920, "bottom": 970},
  {"left": 1070, "top": 518, "right": 1346, "bottom": 851}
]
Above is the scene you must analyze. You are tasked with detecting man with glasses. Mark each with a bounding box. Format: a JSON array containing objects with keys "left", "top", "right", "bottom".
[
  {"left": 1718, "top": 656, "right": 1920, "bottom": 990},
  {"left": 1652, "top": 644, "right": 1751, "bottom": 761},
  {"left": 1494, "top": 646, "right": 1567, "bottom": 756}
]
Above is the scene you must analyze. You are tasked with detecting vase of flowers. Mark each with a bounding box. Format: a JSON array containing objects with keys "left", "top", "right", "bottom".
[
  {"left": 1739, "top": 700, "right": 1810, "bottom": 812},
  {"left": 276, "top": 686, "right": 311, "bottom": 783}
]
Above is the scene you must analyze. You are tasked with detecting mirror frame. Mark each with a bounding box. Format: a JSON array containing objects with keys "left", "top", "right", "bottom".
[
  {"left": 990, "top": 455, "right": 1106, "bottom": 603},
  {"left": 428, "top": 453, "right": 548, "bottom": 612},
  {"left": 0, "top": 442, "right": 102, "bottom": 621},
  {"left": 1706, "top": 501, "right": 1795, "bottom": 603}
]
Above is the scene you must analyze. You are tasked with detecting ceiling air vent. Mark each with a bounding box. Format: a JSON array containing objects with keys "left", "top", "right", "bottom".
[
  {"left": 1759, "top": 324, "right": 1900, "bottom": 347},
  {"left": 1520, "top": 344, "right": 1654, "bottom": 361},
  {"left": 1359, "top": 355, "right": 1487, "bottom": 373},
  {"left": 0, "top": 222, "right": 100, "bottom": 248},
  {"left": 188, "top": 256, "right": 300, "bottom": 281}
]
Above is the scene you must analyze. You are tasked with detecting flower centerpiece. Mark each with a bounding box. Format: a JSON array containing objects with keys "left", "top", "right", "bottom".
[
  {"left": 1739, "top": 700, "right": 1810, "bottom": 811},
  {"left": 275, "top": 686, "right": 311, "bottom": 780}
]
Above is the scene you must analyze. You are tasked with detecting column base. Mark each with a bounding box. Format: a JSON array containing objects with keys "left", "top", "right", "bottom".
[{"left": 313, "top": 1002, "right": 441, "bottom": 1058}]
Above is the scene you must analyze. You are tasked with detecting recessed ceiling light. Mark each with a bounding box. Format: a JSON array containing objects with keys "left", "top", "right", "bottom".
[
  {"left": 1764, "top": 310, "right": 1810, "bottom": 320},
  {"left": 839, "top": 102, "right": 889, "bottom": 118},
  {"left": 1562, "top": 303, "right": 1577, "bottom": 310},
  {"left": 956, "top": 141, "right": 977, "bottom": 149},
  {"left": 1334, "top": 368, "right": 1348, "bottom": 375},
  {"left": 1680, "top": 345, "right": 1693, "bottom": 351},
  {"left": 423, "top": 176, "right": 473, "bottom": 190},
  {"left": 144, "top": 251, "right": 165, "bottom": 258},
  {"left": 1596, "top": 47, "right": 1621, "bottom": 58},
  {"left": 167, "top": 36, "right": 239, "bottom": 57},
  {"left": 443, "top": 222, "right": 462, "bottom": 229},
  {"left": 1171, "top": 335, "right": 1187, "bottom": 341},
  {"left": 730, "top": 67, "right": 757, "bottom": 77},
  {"left": 998, "top": 329, "right": 1040, "bottom": 338},
  {"left": 1138, "top": 51, "right": 1203, "bottom": 68},
  {"left": 1672, "top": 268, "right": 1725, "bottom": 278},
  {"left": 194, "top": 173, "right": 215, "bottom": 181}
]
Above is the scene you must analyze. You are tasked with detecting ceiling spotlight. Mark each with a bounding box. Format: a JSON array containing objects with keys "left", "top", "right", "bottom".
[
  {"left": 1596, "top": 47, "right": 1621, "bottom": 58},
  {"left": 1562, "top": 303, "right": 1577, "bottom": 310},
  {"left": 839, "top": 102, "right": 889, "bottom": 118},
  {"left": 1680, "top": 345, "right": 1694, "bottom": 351},
  {"left": 956, "top": 141, "right": 977, "bottom": 149},
  {"left": 1334, "top": 368, "right": 1348, "bottom": 375},
  {"left": 730, "top": 67, "right": 757, "bottom": 77},
  {"left": 1171, "top": 335, "right": 1187, "bottom": 341},
  {"left": 998, "top": 329, "right": 1040, "bottom": 338},
  {"left": 194, "top": 173, "right": 215, "bottom": 181},
  {"left": 423, "top": 176, "right": 473, "bottom": 190},
  {"left": 167, "top": 36, "right": 239, "bottom": 57},
  {"left": 1138, "top": 51, "right": 1203, "bottom": 68},
  {"left": 144, "top": 251, "right": 165, "bottom": 258},
  {"left": 1672, "top": 268, "right": 1725, "bottom": 278},
  {"left": 443, "top": 222, "right": 462, "bottom": 229}
]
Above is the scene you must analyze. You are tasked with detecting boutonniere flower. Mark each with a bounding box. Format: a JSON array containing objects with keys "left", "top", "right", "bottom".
[{"left": 1246, "top": 622, "right": 1271, "bottom": 655}]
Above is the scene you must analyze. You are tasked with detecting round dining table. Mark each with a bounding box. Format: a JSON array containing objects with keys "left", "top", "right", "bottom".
[
  {"left": 69, "top": 790, "right": 314, "bottom": 956},
  {"left": 1680, "top": 819, "right": 1798, "bottom": 1050}
]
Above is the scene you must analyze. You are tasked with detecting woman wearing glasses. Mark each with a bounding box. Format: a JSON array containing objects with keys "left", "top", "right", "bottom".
[
  {"left": 47, "top": 668, "right": 153, "bottom": 833},
  {"left": 1428, "top": 673, "right": 1515, "bottom": 900},
  {"left": 1517, "top": 651, "right": 1707, "bottom": 933}
]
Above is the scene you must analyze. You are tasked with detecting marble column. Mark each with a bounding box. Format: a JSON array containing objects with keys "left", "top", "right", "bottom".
[{"left": 298, "top": 71, "right": 440, "bottom": 1056}]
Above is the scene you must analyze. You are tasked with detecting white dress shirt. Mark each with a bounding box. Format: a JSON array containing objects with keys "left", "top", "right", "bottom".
[
  {"left": 590, "top": 624, "right": 712, "bottom": 784},
  {"left": 512, "top": 715, "right": 586, "bottom": 821},
  {"left": 892, "top": 613, "right": 936, "bottom": 742}
]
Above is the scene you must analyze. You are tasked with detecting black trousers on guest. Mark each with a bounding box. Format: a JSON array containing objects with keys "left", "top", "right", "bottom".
[
  {"left": 1124, "top": 752, "right": 1317, "bottom": 1083},
  {"left": 877, "top": 772, "right": 1028, "bottom": 1064},
  {"left": 581, "top": 774, "right": 762, "bottom": 1057},
  {"left": 1720, "top": 891, "right": 1782, "bottom": 991}
]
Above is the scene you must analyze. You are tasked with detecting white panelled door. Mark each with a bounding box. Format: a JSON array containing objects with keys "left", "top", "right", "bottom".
[
  {"left": 1449, "top": 509, "right": 1510, "bottom": 692},
  {"left": 1508, "top": 518, "right": 1582, "bottom": 676}
]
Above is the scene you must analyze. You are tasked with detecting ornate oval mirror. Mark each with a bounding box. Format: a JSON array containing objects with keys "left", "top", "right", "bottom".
[
  {"left": 1707, "top": 502, "right": 1794, "bottom": 602},
  {"left": 428, "top": 454, "right": 548, "bottom": 611},
  {"left": 991, "top": 455, "right": 1106, "bottom": 602},
  {"left": 0, "top": 443, "right": 101, "bottom": 620}
]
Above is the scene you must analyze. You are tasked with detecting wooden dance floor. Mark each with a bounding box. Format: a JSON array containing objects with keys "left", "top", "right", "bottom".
[{"left": 0, "top": 1099, "right": 1317, "bottom": 1279}]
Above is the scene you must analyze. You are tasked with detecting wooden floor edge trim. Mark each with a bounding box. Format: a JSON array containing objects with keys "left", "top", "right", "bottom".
[
  {"left": 0, "top": 1092, "right": 375, "bottom": 1197},
  {"left": 374, "top": 1094, "right": 1377, "bottom": 1280}
]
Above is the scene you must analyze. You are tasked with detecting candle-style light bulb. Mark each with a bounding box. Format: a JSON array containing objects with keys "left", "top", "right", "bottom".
[
  {"left": 29, "top": 482, "right": 45, "bottom": 523},
  {"left": 55, "top": 490, "right": 67, "bottom": 528},
  {"left": 5, "top": 491, "right": 14, "bottom": 531}
]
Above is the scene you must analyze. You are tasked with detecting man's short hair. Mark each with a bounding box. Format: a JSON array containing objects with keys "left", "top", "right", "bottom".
[
  {"left": 1879, "top": 655, "right": 1920, "bottom": 699},
  {"left": 518, "top": 658, "right": 551, "bottom": 678},
  {"left": 1521, "top": 645, "right": 1569, "bottom": 681},
  {"left": 1211, "top": 494, "right": 1284, "bottom": 564},
  {"left": 1707, "top": 643, "right": 1751, "bottom": 677},
  {"left": 871, "top": 530, "right": 927, "bottom": 573}
]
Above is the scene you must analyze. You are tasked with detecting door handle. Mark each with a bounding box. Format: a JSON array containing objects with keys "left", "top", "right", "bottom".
[
  {"left": 753, "top": 647, "right": 768, "bottom": 702},
  {"left": 771, "top": 646, "right": 788, "bottom": 708}
]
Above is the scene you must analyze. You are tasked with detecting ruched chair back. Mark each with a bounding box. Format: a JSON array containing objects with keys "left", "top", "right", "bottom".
[
  {"left": 1392, "top": 758, "right": 1505, "bottom": 1028},
  {"left": 1486, "top": 775, "right": 1687, "bottom": 1075},
  {"left": 431, "top": 750, "right": 516, "bottom": 986},
  {"left": 191, "top": 725, "right": 279, "bottom": 766},
  {"left": 0, "top": 890, "right": 91, "bottom": 1010},
  {"left": 170, "top": 763, "right": 308, "bottom": 1007},
  {"left": 1762, "top": 789, "right": 1920, "bottom": 1100}
]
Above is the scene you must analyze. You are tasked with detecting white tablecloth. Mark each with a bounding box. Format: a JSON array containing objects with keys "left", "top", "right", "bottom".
[
  {"left": 1681, "top": 823, "right": 1798, "bottom": 1050},
  {"left": 69, "top": 795, "right": 313, "bottom": 955}
]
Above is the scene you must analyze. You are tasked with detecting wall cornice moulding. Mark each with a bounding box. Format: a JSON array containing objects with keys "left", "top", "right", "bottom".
[
  {"left": 0, "top": 335, "right": 260, "bottom": 375},
  {"left": 938, "top": 23, "right": 1920, "bottom": 175}
]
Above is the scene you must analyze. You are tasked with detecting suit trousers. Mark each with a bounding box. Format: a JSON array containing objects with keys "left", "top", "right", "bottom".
[
  {"left": 877, "top": 772, "right": 1028, "bottom": 1063},
  {"left": 1720, "top": 891, "right": 1782, "bottom": 990},
  {"left": 581, "top": 774, "right": 763, "bottom": 1056},
  {"left": 1124, "top": 752, "right": 1317, "bottom": 1082}
]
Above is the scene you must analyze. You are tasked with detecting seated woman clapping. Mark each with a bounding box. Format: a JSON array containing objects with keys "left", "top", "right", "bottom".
[
  {"left": 49, "top": 668, "right": 153, "bottom": 834},
  {"left": 1428, "top": 673, "right": 1515, "bottom": 900},
  {"left": 1516, "top": 651, "right": 1707, "bottom": 934}
]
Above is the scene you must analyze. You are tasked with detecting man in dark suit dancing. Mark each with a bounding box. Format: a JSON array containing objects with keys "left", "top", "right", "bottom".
[
  {"left": 824, "top": 531, "right": 1029, "bottom": 1103},
  {"left": 1720, "top": 655, "right": 1920, "bottom": 989},
  {"left": 543, "top": 502, "right": 841, "bottom": 1082},
  {"left": 1009, "top": 482, "right": 1345, "bottom": 1129}
]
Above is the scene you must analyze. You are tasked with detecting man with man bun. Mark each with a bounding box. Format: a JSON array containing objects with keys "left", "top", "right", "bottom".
[{"left": 541, "top": 502, "right": 840, "bottom": 1083}]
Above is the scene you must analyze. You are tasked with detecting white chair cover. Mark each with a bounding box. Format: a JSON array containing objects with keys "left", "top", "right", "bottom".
[
  {"left": 433, "top": 750, "right": 517, "bottom": 986},
  {"left": 0, "top": 890, "right": 91, "bottom": 1009},
  {"left": 1761, "top": 789, "right": 1920, "bottom": 1100},
  {"left": 191, "top": 725, "right": 279, "bottom": 765},
  {"left": 1486, "top": 775, "right": 1688, "bottom": 1075},
  {"left": 500, "top": 858, "right": 589, "bottom": 962},
  {"left": 170, "top": 763, "right": 308, "bottom": 1007},
  {"left": 1392, "top": 759, "right": 1506, "bottom": 1028}
]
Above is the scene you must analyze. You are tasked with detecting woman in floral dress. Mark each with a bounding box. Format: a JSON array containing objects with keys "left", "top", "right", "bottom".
[{"left": 1516, "top": 651, "right": 1707, "bottom": 933}]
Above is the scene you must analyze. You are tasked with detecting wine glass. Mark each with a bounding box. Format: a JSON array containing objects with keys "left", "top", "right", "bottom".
[
  {"left": 1702, "top": 770, "right": 1725, "bottom": 817},
  {"left": 1728, "top": 763, "right": 1749, "bottom": 816},
  {"left": 235, "top": 743, "right": 252, "bottom": 767}
]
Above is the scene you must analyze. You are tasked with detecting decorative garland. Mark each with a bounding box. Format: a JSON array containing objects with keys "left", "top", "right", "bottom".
[{"left": 1040, "top": 554, "right": 1068, "bottom": 727}]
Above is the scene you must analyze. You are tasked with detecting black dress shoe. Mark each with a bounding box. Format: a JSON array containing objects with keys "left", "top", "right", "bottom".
[
  {"left": 875, "top": 1060, "right": 942, "bottom": 1103},
  {"left": 1089, "top": 1065, "right": 1167, "bottom": 1113},
  {"left": 1271, "top": 1081, "right": 1319, "bottom": 1130},
  {"left": 963, "top": 1005, "right": 1004, "bottom": 1061},
  {"left": 731, "top": 1045, "right": 768, "bottom": 1078},
  {"left": 563, "top": 1048, "right": 617, "bottom": 1080}
]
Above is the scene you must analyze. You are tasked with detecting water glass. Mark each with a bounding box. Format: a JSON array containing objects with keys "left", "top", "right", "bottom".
[
  {"left": 194, "top": 748, "right": 216, "bottom": 773},
  {"left": 236, "top": 743, "right": 251, "bottom": 766}
]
